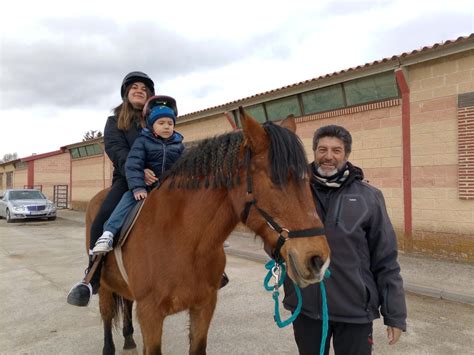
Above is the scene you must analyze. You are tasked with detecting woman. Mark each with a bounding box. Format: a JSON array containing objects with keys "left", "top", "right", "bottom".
[{"left": 67, "top": 71, "right": 158, "bottom": 306}]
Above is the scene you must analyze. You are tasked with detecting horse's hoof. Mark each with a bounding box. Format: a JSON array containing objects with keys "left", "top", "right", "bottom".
[{"left": 123, "top": 337, "right": 137, "bottom": 350}]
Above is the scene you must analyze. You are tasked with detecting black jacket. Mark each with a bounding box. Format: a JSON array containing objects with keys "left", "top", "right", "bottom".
[
  {"left": 283, "top": 162, "right": 407, "bottom": 331},
  {"left": 104, "top": 116, "right": 141, "bottom": 182},
  {"left": 125, "top": 128, "right": 184, "bottom": 193}
]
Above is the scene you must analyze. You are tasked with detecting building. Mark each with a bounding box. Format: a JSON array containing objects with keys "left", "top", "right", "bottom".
[{"left": 1, "top": 34, "right": 473, "bottom": 261}]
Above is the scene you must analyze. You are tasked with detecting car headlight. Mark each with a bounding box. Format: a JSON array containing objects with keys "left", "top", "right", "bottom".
[
  {"left": 46, "top": 203, "right": 56, "bottom": 210},
  {"left": 12, "top": 205, "right": 26, "bottom": 212}
]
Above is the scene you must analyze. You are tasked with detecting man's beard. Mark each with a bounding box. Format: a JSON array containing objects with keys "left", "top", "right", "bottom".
[
  {"left": 316, "top": 160, "right": 347, "bottom": 177},
  {"left": 317, "top": 166, "right": 338, "bottom": 177}
]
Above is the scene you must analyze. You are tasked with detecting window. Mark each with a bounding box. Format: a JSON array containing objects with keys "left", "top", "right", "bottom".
[
  {"left": 302, "top": 84, "right": 345, "bottom": 114},
  {"left": 266, "top": 96, "right": 301, "bottom": 121},
  {"left": 245, "top": 104, "right": 267, "bottom": 123},
  {"left": 344, "top": 71, "right": 399, "bottom": 106},
  {"left": 0, "top": 173, "right": 3, "bottom": 189},
  {"left": 70, "top": 144, "right": 103, "bottom": 159}
]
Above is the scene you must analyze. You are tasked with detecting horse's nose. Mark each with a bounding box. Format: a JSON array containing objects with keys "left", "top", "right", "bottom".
[{"left": 309, "top": 255, "right": 324, "bottom": 273}]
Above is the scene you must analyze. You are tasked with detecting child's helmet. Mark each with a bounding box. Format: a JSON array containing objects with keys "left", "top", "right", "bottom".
[
  {"left": 143, "top": 95, "right": 178, "bottom": 118},
  {"left": 121, "top": 71, "right": 155, "bottom": 98}
]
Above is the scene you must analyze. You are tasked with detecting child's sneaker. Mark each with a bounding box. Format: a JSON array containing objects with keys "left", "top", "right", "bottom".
[{"left": 93, "top": 232, "right": 114, "bottom": 254}]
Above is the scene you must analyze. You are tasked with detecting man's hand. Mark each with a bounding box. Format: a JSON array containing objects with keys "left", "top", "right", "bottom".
[
  {"left": 387, "top": 326, "right": 402, "bottom": 345},
  {"left": 144, "top": 169, "right": 158, "bottom": 186},
  {"left": 134, "top": 191, "right": 147, "bottom": 200}
]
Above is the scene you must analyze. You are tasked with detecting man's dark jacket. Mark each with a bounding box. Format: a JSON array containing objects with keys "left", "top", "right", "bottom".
[
  {"left": 283, "top": 162, "right": 407, "bottom": 331},
  {"left": 125, "top": 128, "right": 184, "bottom": 193}
]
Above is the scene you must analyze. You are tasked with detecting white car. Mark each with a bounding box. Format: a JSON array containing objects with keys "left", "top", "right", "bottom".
[{"left": 0, "top": 189, "right": 57, "bottom": 223}]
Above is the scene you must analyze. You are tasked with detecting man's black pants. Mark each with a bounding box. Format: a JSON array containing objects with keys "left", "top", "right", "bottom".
[
  {"left": 292, "top": 313, "right": 373, "bottom": 355},
  {"left": 89, "top": 177, "right": 128, "bottom": 250}
]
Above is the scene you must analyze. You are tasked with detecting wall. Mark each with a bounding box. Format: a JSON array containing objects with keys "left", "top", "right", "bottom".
[
  {"left": 407, "top": 50, "right": 474, "bottom": 260},
  {"left": 70, "top": 154, "right": 112, "bottom": 210},
  {"left": 34, "top": 153, "right": 70, "bottom": 201}
]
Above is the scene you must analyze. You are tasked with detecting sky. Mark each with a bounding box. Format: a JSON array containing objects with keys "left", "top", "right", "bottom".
[{"left": 0, "top": 0, "right": 473, "bottom": 159}]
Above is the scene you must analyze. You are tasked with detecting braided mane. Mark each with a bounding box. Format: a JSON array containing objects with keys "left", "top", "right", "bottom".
[{"left": 165, "top": 121, "right": 308, "bottom": 189}]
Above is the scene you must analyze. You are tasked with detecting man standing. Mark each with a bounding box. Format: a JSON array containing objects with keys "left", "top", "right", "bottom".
[{"left": 284, "top": 125, "right": 407, "bottom": 355}]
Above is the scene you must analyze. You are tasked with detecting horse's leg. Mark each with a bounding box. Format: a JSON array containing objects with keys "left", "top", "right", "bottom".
[
  {"left": 122, "top": 299, "right": 137, "bottom": 350},
  {"left": 99, "top": 288, "right": 116, "bottom": 355},
  {"left": 136, "top": 299, "right": 164, "bottom": 355},
  {"left": 188, "top": 291, "right": 218, "bottom": 355}
]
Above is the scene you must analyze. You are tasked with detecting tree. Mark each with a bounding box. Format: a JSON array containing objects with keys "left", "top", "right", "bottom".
[
  {"left": 83, "top": 130, "right": 103, "bottom": 141},
  {"left": 0, "top": 152, "right": 18, "bottom": 164}
]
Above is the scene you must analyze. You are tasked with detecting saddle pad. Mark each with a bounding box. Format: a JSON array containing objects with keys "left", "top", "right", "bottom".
[{"left": 116, "top": 199, "right": 145, "bottom": 247}]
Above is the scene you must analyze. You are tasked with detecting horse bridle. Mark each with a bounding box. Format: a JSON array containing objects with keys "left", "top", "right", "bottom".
[{"left": 240, "top": 148, "right": 325, "bottom": 264}]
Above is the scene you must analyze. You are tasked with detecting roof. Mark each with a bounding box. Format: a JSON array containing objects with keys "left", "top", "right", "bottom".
[
  {"left": 178, "top": 33, "right": 474, "bottom": 121},
  {"left": 21, "top": 149, "right": 66, "bottom": 162}
]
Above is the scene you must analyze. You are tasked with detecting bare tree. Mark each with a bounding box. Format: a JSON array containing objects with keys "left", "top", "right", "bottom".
[
  {"left": 0, "top": 152, "right": 18, "bottom": 164},
  {"left": 83, "top": 130, "right": 103, "bottom": 141}
]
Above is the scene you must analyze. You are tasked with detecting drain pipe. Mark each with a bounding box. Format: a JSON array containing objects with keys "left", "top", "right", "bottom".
[{"left": 395, "top": 68, "right": 413, "bottom": 249}]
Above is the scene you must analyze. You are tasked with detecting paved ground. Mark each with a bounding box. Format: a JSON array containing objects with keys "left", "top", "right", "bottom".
[{"left": 0, "top": 211, "right": 473, "bottom": 354}]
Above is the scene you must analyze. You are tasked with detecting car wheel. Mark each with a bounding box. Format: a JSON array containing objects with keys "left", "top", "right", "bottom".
[
  {"left": 6, "top": 209, "right": 14, "bottom": 223},
  {"left": 48, "top": 216, "right": 56, "bottom": 221}
]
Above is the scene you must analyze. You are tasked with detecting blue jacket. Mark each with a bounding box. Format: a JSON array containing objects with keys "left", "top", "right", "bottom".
[
  {"left": 125, "top": 129, "right": 184, "bottom": 193},
  {"left": 283, "top": 162, "right": 407, "bottom": 331}
]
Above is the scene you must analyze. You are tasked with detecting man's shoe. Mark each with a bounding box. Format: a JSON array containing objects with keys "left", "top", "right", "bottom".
[
  {"left": 219, "top": 272, "right": 229, "bottom": 289},
  {"left": 92, "top": 232, "right": 114, "bottom": 254},
  {"left": 67, "top": 282, "right": 92, "bottom": 307}
]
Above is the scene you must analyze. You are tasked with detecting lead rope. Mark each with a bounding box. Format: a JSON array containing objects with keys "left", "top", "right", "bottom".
[{"left": 263, "top": 260, "right": 331, "bottom": 355}]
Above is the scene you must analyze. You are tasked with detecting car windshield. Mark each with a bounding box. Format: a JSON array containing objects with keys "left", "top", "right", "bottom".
[{"left": 9, "top": 190, "right": 46, "bottom": 200}]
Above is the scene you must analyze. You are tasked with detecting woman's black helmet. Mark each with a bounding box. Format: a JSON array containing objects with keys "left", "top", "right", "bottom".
[
  {"left": 143, "top": 95, "right": 178, "bottom": 118},
  {"left": 121, "top": 71, "right": 155, "bottom": 98}
]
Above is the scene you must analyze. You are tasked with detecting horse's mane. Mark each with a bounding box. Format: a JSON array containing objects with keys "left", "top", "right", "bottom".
[{"left": 165, "top": 121, "right": 308, "bottom": 189}]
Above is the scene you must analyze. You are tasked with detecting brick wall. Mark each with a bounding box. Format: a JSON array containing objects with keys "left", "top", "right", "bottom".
[
  {"left": 407, "top": 50, "right": 474, "bottom": 260},
  {"left": 34, "top": 153, "right": 70, "bottom": 200},
  {"left": 177, "top": 114, "right": 235, "bottom": 142},
  {"left": 13, "top": 168, "right": 28, "bottom": 189},
  {"left": 71, "top": 155, "right": 111, "bottom": 208},
  {"left": 296, "top": 100, "right": 405, "bottom": 230},
  {"left": 458, "top": 93, "right": 474, "bottom": 199}
]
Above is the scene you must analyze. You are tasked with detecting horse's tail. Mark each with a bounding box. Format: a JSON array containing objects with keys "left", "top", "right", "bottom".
[{"left": 112, "top": 292, "right": 126, "bottom": 329}]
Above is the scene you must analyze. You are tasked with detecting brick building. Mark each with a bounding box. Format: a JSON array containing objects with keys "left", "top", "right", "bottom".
[{"left": 1, "top": 34, "right": 473, "bottom": 261}]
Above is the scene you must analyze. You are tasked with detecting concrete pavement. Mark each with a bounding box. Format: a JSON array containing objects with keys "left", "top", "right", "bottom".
[
  {"left": 58, "top": 209, "right": 474, "bottom": 305},
  {"left": 1, "top": 209, "right": 473, "bottom": 354}
]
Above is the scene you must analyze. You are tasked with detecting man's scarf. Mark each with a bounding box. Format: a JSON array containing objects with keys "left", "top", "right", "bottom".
[{"left": 313, "top": 163, "right": 350, "bottom": 188}]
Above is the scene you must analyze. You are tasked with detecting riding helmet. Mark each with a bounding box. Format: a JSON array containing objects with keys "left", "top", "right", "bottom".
[
  {"left": 143, "top": 95, "right": 178, "bottom": 118},
  {"left": 121, "top": 71, "right": 155, "bottom": 98}
]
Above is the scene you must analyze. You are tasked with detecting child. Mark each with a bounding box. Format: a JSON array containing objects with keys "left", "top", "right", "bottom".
[{"left": 92, "top": 96, "right": 184, "bottom": 254}]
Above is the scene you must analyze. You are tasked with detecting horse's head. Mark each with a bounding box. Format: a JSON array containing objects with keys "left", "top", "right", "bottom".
[{"left": 236, "top": 108, "right": 330, "bottom": 287}]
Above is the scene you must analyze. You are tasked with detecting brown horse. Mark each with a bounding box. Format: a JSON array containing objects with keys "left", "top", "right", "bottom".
[{"left": 86, "top": 110, "right": 330, "bottom": 354}]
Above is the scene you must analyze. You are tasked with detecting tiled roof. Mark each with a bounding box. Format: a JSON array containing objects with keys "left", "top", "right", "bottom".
[{"left": 179, "top": 33, "right": 474, "bottom": 119}]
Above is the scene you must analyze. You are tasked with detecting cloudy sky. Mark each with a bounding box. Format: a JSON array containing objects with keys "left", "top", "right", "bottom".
[{"left": 0, "top": 0, "right": 473, "bottom": 158}]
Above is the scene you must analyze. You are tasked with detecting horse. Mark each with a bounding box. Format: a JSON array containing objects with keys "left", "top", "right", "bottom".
[{"left": 86, "top": 109, "right": 330, "bottom": 354}]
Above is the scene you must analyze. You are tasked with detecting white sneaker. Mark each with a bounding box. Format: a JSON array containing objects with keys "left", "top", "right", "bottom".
[{"left": 93, "top": 232, "right": 114, "bottom": 254}]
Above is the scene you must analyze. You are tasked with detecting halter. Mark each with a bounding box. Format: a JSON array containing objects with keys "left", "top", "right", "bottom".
[{"left": 240, "top": 147, "right": 326, "bottom": 263}]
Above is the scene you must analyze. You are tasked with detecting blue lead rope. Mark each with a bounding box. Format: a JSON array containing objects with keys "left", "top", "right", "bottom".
[
  {"left": 264, "top": 260, "right": 331, "bottom": 355},
  {"left": 319, "top": 268, "right": 331, "bottom": 355}
]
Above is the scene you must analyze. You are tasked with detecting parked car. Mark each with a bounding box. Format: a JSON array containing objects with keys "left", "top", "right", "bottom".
[{"left": 0, "top": 189, "right": 57, "bottom": 223}]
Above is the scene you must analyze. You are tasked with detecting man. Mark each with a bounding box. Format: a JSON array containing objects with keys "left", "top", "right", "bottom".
[{"left": 283, "top": 125, "right": 407, "bottom": 355}]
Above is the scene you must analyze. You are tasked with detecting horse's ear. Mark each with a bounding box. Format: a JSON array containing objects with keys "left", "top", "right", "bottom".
[
  {"left": 281, "top": 114, "right": 296, "bottom": 133},
  {"left": 239, "top": 106, "right": 268, "bottom": 153}
]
